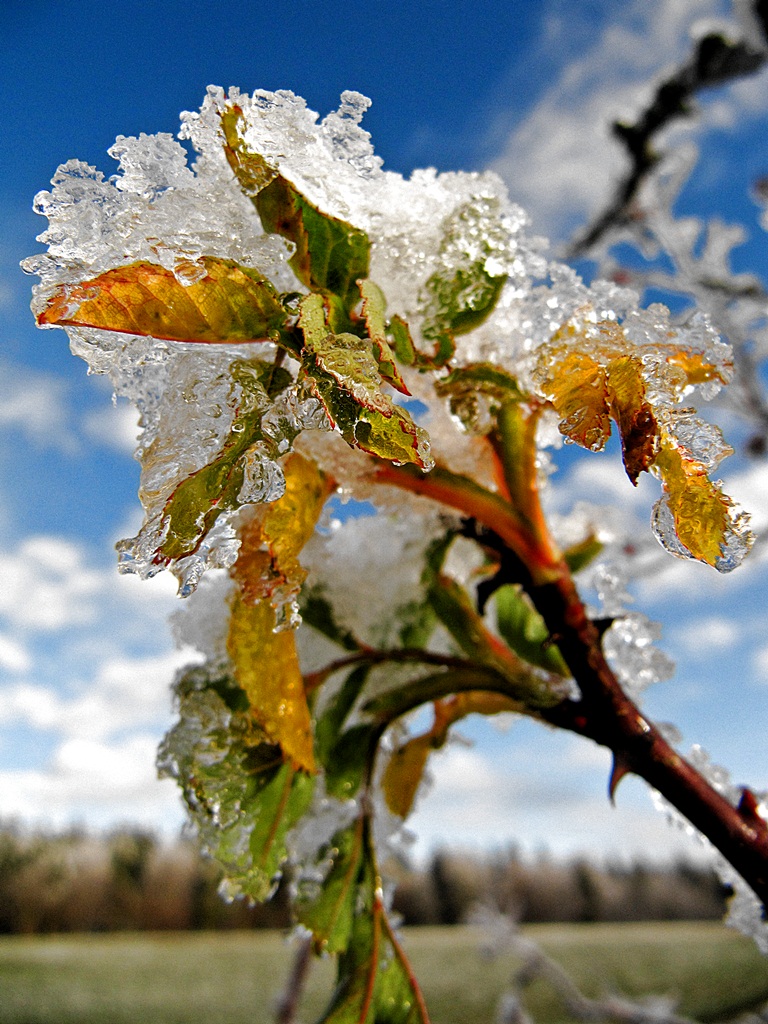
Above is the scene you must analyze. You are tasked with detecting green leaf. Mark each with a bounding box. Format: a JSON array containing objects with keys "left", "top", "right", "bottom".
[
  {"left": 435, "top": 363, "right": 525, "bottom": 433},
  {"left": 563, "top": 534, "right": 604, "bottom": 574},
  {"left": 416, "top": 199, "right": 508, "bottom": 368},
  {"left": 316, "top": 844, "right": 429, "bottom": 1024},
  {"left": 157, "top": 359, "right": 292, "bottom": 562},
  {"left": 221, "top": 105, "right": 370, "bottom": 312},
  {"left": 296, "top": 818, "right": 365, "bottom": 954},
  {"left": 388, "top": 315, "right": 417, "bottom": 367},
  {"left": 158, "top": 664, "right": 314, "bottom": 903},
  {"left": 299, "top": 294, "right": 433, "bottom": 469},
  {"left": 494, "top": 584, "right": 569, "bottom": 676},
  {"left": 324, "top": 724, "right": 379, "bottom": 801},
  {"left": 315, "top": 666, "right": 371, "bottom": 767},
  {"left": 38, "top": 257, "right": 290, "bottom": 345},
  {"left": 300, "top": 587, "right": 360, "bottom": 651},
  {"left": 358, "top": 279, "right": 410, "bottom": 395}
]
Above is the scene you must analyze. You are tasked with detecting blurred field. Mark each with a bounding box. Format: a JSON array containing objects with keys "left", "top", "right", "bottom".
[{"left": 1, "top": 922, "right": 767, "bottom": 1023}]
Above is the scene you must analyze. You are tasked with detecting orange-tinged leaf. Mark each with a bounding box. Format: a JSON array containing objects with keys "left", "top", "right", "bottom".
[
  {"left": 666, "top": 350, "right": 731, "bottom": 388},
  {"left": 382, "top": 691, "right": 517, "bottom": 819},
  {"left": 227, "top": 593, "right": 315, "bottom": 772},
  {"left": 38, "top": 258, "right": 288, "bottom": 345},
  {"left": 606, "top": 355, "right": 658, "bottom": 484},
  {"left": 541, "top": 351, "right": 611, "bottom": 451},
  {"left": 233, "top": 452, "right": 333, "bottom": 607},
  {"left": 653, "top": 441, "right": 732, "bottom": 567},
  {"left": 382, "top": 734, "right": 432, "bottom": 820}
]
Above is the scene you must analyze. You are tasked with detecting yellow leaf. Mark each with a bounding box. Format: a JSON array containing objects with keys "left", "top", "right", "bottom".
[
  {"left": 233, "top": 453, "right": 334, "bottom": 606},
  {"left": 37, "top": 257, "right": 288, "bottom": 345},
  {"left": 382, "top": 692, "right": 517, "bottom": 819},
  {"left": 666, "top": 350, "right": 731, "bottom": 388},
  {"left": 539, "top": 351, "right": 611, "bottom": 451},
  {"left": 227, "top": 593, "right": 315, "bottom": 773},
  {"left": 653, "top": 441, "right": 731, "bottom": 567},
  {"left": 381, "top": 734, "right": 432, "bottom": 820}
]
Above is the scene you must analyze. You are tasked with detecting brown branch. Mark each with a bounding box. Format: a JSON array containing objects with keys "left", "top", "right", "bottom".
[
  {"left": 274, "top": 933, "right": 313, "bottom": 1024},
  {"left": 531, "top": 566, "right": 768, "bottom": 911},
  {"left": 567, "top": 18, "right": 768, "bottom": 257}
]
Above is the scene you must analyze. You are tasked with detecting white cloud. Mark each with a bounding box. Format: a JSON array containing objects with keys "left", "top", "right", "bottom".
[
  {"left": 82, "top": 401, "right": 140, "bottom": 455},
  {"left": 0, "top": 361, "right": 79, "bottom": 453},
  {"left": 489, "top": 0, "right": 732, "bottom": 240},
  {"left": 407, "top": 738, "right": 714, "bottom": 865},
  {"left": 0, "top": 536, "right": 105, "bottom": 632},
  {"left": 0, "top": 734, "right": 184, "bottom": 834},
  {"left": 672, "top": 615, "right": 740, "bottom": 655},
  {"left": 0, "top": 634, "right": 31, "bottom": 673}
]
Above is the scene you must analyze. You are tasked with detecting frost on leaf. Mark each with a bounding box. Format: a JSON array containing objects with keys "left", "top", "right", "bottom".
[
  {"left": 418, "top": 196, "right": 508, "bottom": 367},
  {"left": 299, "top": 293, "right": 433, "bottom": 469},
  {"left": 157, "top": 663, "right": 314, "bottom": 902},
  {"left": 536, "top": 311, "right": 751, "bottom": 570},
  {"left": 38, "top": 257, "right": 290, "bottom": 345},
  {"left": 222, "top": 105, "right": 370, "bottom": 312},
  {"left": 232, "top": 452, "right": 333, "bottom": 620},
  {"left": 153, "top": 359, "right": 293, "bottom": 565}
]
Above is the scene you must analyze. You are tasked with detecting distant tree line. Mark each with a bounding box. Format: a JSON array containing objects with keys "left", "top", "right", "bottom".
[{"left": 0, "top": 826, "right": 727, "bottom": 934}]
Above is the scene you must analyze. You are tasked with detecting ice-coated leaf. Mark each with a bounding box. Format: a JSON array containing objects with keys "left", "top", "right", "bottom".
[
  {"left": 418, "top": 197, "right": 508, "bottom": 368},
  {"left": 221, "top": 105, "right": 370, "bottom": 311},
  {"left": 652, "top": 440, "right": 734, "bottom": 567},
  {"left": 604, "top": 355, "right": 658, "bottom": 484},
  {"left": 299, "top": 294, "right": 433, "bottom": 469},
  {"left": 157, "top": 665, "right": 314, "bottom": 903},
  {"left": 296, "top": 817, "right": 365, "bottom": 954},
  {"left": 358, "top": 279, "right": 410, "bottom": 395},
  {"left": 539, "top": 348, "right": 657, "bottom": 483},
  {"left": 539, "top": 350, "right": 611, "bottom": 452},
  {"left": 494, "top": 584, "right": 569, "bottom": 676},
  {"left": 157, "top": 360, "right": 292, "bottom": 563},
  {"left": 38, "top": 258, "right": 289, "bottom": 345},
  {"left": 227, "top": 593, "right": 315, "bottom": 772},
  {"left": 232, "top": 452, "right": 333, "bottom": 610}
]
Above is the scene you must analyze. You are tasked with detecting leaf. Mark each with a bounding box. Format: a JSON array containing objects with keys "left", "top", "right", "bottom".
[
  {"left": 158, "top": 664, "right": 314, "bottom": 902},
  {"left": 358, "top": 279, "right": 410, "bottom": 395},
  {"left": 381, "top": 733, "right": 434, "bottom": 820},
  {"left": 232, "top": 452, "right": 333, "bottom": 607},
  {"left": 157, "top": 360, "right": 292, "bottom": 563},
  {"left": 435, "top": 362, "right": 525, "bottom": 433},
  {"left": 605, "top": 355, "right": 658, "bottom": 484},
  {"left": 299, "top": 294, "right": 433, "bottom": 469},
  {"left": 562, "top": 534, "right": 604, "bottom": 574},
  {"left": 314, "top": 665, "right": 378, "bottom": 801},
  {"left": 296, "top": 818, "right": 365, "bottom": 954},
  {"left": 388, "top": 315, "right": 417, "bottom": 366},
  {"left": 540, "top": 350, "right": 611, "bottom": 452},
  {"left": 316, "top": 848, "right": 430, "bottom": 1024},
  {"left": 417, "top": 198, "right": 508, "bottom": 368},
  {"left": 539, "top": 347, "right": 658, "bottom": 484},
  {"left": 382, "top": 691, "right": 520, "bottom": 820},
  {"left": 38, "top": 257, "right": 289, "bottom": 344},
  {"left": 428, "top": 574, "right": 564, "bottom": 708},
  {"left": 227, "top": 593, "right": 315, "bottom": 772},
  {"left": 652, "top": 440, "right": 733, "bottom": 566},
  {"left": 494, "top": 584, "right": 569, "bottom": 676},
  {"left": 300, "top": 587, "right": 360, "bottom": 651},
  {"left": 221, "top": 106, "right": 370, "bottom": 311}
]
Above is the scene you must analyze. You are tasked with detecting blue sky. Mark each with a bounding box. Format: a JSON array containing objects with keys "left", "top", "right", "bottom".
[{"left": 1, "top": 0, "right": 768, "bottom": 866}]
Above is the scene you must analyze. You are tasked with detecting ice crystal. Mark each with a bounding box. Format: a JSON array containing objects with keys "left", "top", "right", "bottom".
[{"left": 603, "top": 613, "right": 675, "bottom": 699}]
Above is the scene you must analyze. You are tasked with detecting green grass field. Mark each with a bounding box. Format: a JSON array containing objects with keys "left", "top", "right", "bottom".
[{"left": 0, "top": 922, "right": 767, "bottom": 1024}]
